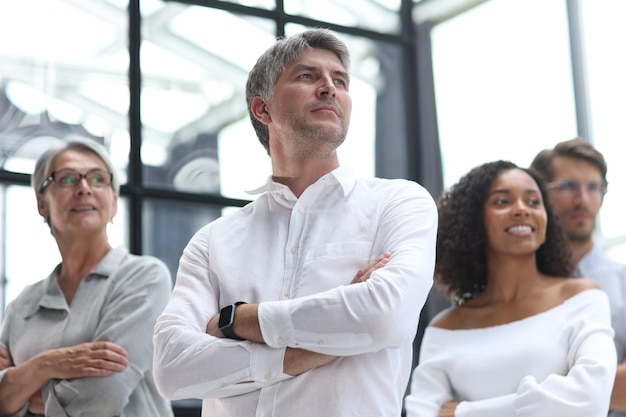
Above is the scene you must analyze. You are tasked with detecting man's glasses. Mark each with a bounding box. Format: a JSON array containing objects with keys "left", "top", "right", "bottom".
[
  {"left": 40, "top": 169, "right": 113, "bottom": 192},
  {"left": 545, "top": 179, "right": 607, "bottom": 197}
]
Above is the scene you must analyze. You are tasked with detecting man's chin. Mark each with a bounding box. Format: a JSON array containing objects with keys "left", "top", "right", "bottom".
[
  {"left": 566, "top": 230, "right": 594, "bottom": 242},
  {"left": 308, "top": 127, "right": 347, "bottom": 146}
]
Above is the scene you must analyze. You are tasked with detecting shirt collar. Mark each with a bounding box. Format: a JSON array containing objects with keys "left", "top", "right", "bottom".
[
  {"left": 90, "top": 246, "right": 127, "bottom": 278},
  {"left": 245, "top": 166, "right": 357, "bottom": 199},
  {"left": 25, "top": 246, "right": 128, "bottom": 317},
  {"left": 576, "top": 241, "right": 604, "bottom": 273}
]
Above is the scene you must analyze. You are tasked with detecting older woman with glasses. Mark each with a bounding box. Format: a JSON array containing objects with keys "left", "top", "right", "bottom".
[{"left": 0, "top": 138, "right": 174, "bottom": 417}]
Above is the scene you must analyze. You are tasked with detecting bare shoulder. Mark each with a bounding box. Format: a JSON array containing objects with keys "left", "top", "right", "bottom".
[
  {"left": 559, "top": 277, "right": 602, "bottom": 301},
  {"left": 429, "top": 306, "right": 462, "bottom": 330}
]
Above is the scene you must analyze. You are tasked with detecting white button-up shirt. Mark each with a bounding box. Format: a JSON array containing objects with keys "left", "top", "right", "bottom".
[{"left": 153, "top": 166, "right": 437, "bottom": 417}]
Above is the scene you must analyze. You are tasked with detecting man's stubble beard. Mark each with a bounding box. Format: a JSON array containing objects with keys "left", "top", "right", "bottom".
[
  {"left": 288, "top": 116, "right": 350, "bottom": 159},
  {"left": 564, "top": 217, "right": 596, "bottom": 243}
]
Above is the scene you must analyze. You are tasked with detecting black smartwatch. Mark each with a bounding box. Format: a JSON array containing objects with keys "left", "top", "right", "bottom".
[{"left": 218, "top": 302, "right": 246, "bottom": 340}]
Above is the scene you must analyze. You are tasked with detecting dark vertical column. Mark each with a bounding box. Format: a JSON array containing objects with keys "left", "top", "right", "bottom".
[{"left": 127, "top": 0, "right": 143, "bottom": 254}]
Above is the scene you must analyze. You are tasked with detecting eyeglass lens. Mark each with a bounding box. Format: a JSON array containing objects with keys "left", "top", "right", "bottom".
[
  {"left": 550, "top": 179, "right": 606, "bottom": 195},
  {"left": 55, "top": 169, "right": 111, "bottom": 187}
]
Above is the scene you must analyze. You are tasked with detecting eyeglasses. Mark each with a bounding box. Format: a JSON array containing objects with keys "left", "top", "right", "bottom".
[
  {"left": 40, "top": 169, "right": 113, "bottom": 192},
  {"left": 545, "top": 179, "right": 607, "bottom": 196}
]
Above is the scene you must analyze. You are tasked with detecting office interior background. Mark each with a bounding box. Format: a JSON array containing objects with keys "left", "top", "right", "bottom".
[{"left": 0, "top": 0, "right": 624, "bottom": 413}]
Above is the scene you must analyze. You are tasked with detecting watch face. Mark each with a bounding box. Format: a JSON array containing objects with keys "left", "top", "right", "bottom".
[{"left": 218, "top": 304, "right": 235, "bottom": 329}]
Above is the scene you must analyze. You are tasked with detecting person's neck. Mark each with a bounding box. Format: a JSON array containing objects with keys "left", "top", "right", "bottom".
[
  {"left": 272, "top": 156, "right": 340, "bottom": 198},
  {"left": 483, "top": 255, "right": 543, "bottom": 304},
  {"left": 568, "top": 238, "right": 594, "bottom": 265},
  {"left": 56, "top": 236, "right": 112, "bottom": 283}
]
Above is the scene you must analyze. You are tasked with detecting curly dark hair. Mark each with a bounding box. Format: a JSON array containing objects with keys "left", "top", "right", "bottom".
[{"left": 435, "top": 160, "right": 574, "bottom": 303}]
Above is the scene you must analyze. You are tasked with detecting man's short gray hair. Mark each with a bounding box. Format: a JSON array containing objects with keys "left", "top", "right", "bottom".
[{"left": 245, "top": 29, "right": 351, "bottom": 154}]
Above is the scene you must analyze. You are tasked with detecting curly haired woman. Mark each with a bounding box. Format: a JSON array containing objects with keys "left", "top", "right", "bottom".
[{"left": 405, "top": 160, "right": 616, "bottom": 417}]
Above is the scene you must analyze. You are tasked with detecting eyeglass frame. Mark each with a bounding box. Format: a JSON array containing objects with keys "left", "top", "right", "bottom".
[
  {"left": 39, "top": 168, "right": 114, "bottom": 193},
  {"left": 545, "top": 179, "right": 608, "bottom": 196}
]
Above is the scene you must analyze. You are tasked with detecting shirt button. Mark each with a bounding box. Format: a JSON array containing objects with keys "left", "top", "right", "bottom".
[
  {"left": 264, "top": 372, "right": 272, "bottom": 381},
  {"left": 283, "top": 290, "right": 290, "bottom": 298},
  {"left": 290, "top": 247, "right": 297, "bottom": 254},
  {"left": 277, "top": 336, "right": 285, "bottom": 346},
  {"left": 297, "top": 206, "right": 304, "bottom": 213},
  {"left": 317, "top": 339, "right": 325, "bottom": 345}
]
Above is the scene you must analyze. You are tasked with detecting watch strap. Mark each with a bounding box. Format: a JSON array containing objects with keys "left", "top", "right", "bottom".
[{"left": 219, "top": 301, "right": 246, "bottom": 340}]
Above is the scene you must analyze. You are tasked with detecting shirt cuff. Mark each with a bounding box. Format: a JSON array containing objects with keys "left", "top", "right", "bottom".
[
  {"left": 258, "top": 300, "right": 295, "bottom": 348},
  {"left": 249, "top": 342, "right": 289, "bottom": 383}
]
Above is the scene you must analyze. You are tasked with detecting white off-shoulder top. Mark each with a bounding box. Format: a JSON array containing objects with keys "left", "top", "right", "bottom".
[{"left": 405, "top": 289, "right": 617, "bottom": 417}]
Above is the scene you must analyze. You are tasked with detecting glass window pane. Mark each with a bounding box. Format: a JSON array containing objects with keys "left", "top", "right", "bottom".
[
  {"left": 140, "top": 3, "right": 276, "bottom": 197},
  {"left": 142, "top": 199, "right": 234, "bottom": 279},
  {"left": 284, "top": 0, "right": 401, "bottom": 33},
  {"left": 580, "top": 0, "right": 626, "bottom": 258},
  {"left": 431, "top": 0, "right": 577, "bottom": 187},
  {"left": 0, "top": 0, "right": 131, "bottom": 184},
  {"left": 1, "top": 186, "right": 127, "bottom": 319}
]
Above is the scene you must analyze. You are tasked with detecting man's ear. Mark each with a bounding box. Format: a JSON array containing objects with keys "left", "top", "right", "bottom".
[{"left": 250, "top": 96, "right": 272, "bottom": 124}]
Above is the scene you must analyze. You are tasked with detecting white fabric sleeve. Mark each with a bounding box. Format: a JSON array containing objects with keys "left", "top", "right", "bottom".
[
  {"left": 404, "top": 328, "right": 455, "bottom": 417},
  {"left": 153, "top": 227, "right": 293, "bottom": 400}
]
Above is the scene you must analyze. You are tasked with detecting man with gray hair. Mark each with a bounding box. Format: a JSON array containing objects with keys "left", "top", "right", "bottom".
[
  {"left": 153, "top": 29, "right": 437, "bottom": 416},
  {"left": 531, "top": 137, "right": 626, "bottom": 416}
]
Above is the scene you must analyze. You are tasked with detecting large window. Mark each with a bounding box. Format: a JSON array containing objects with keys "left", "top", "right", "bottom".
[
  {"left": 432, "top": 0, "right": 577, "bottom": 184},
  {"left": 0, "top": 0, "right": 131, "bottom": 310},
  {"left": 579, "top": 0, "right": 626, "bottom": 260},
  {"left": 430, "top": 0, "right": 626, "bottom": 260},
  {"left": 0, "top": 1, "right": 416, "bottom": 324},
  {"left": 3, "top": 0, "right": 624, "bottom": 335},
  {"left": 2, "top": 0, "right": 624, "bottom": 414}
]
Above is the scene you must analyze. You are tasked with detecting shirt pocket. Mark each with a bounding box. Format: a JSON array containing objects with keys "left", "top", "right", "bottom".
[{"left": 297, "top": 241, "right": 372, "bottom": 296}]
